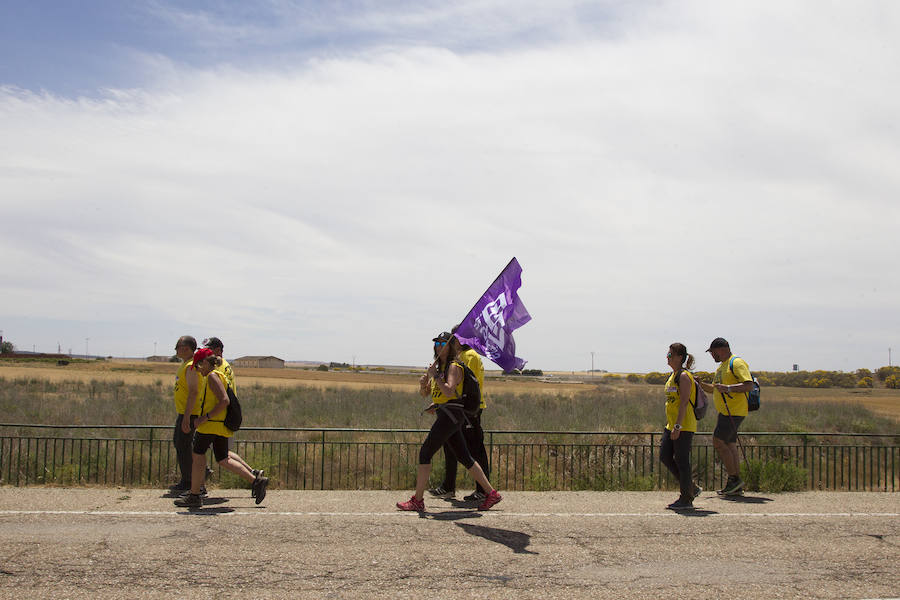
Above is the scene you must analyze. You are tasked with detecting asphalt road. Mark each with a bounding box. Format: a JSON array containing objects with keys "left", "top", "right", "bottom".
[{"left": 0, "top": 488, "right": 898, "bottom": 599}]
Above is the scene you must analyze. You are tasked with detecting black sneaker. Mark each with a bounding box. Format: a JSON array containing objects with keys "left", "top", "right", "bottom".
[
  {"left": 252, "top": 476, "right": 269, "bottom": 504},
  {"left": 180, "top": 487, "right": 207, "bottom": 498},
  {"left": 174, "top": 493, "right": 202, "bottom": 508},
  {"left": 427, "top": 486, "right": 455, "bottom": 499},
  {"left": 666, "top": 497, "right": 694, "bottom": 511},
  {"left": 717, "top": 476, "right": 736, "bottom": 495},
  {"left": 463, "top": 491, "right": 486, "bottom": 502},
  {"left": 251, "top": 469, "right": 264, "bottom": 479},
  {"left": 722, "top": 477, "right": 745, "bottom": 495},
  {"left": 168, "top": 482, "right": 190, "bottom": 492},
  {"left": 692, "top": 482, "right": 703, "bottom": 500}
]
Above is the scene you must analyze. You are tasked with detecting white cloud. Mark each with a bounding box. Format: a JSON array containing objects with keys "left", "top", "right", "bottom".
[{"left": 1, "top": 1, "right": 899, "bottom": 371}]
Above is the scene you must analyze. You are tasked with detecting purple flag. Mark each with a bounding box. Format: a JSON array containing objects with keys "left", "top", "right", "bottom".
[{"left": 455, "top": 257, "right": 532, "bottom": 372}]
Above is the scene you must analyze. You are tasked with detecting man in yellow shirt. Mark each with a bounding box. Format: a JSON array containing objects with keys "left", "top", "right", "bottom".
[
  {"left": 171, "top": 336, "right": 200, "bottom": 492},
  {"left": 697, "top": 337, "right": 755, "bottom": 495}
]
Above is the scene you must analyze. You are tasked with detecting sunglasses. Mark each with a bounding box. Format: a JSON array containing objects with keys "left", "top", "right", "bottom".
[{"left": 434, "top": 341, "right": 447, "bottom": 347}]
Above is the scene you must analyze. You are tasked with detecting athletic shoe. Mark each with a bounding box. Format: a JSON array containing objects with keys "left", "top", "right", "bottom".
[
  {"left": 252, "top": 476, "right": 269, "bottom": 504},
  {"left": 427, "top": 486, "right": 455, "bottom": 499},
  {"left": 179, "top": 487, "right": 208, "bottom": 498},
  {"left": 692, "top": 482, "right": 703, "bottom": 500},
  {"left": 666, "top": 497, "right": 694, "bottom": 511},
  {"left": 251, "top": 469, "right": 264, "bottom": 479},
  {"left": 174, "top": 493, "right": 202, "bottom": 508},
  {"left": 168, "top": 482, "right": 190, "bottom": 492},
  {"left": 717, "top": 476, "right": 737, "bottom": 495},
  {"left": 396, "top": 495, "right": 425, "bottom": 511},
  {"left": 463, "top": 491, "right": 486, "bottom": 502},
  {"left": 721, "top": 477, "right": 745, "bottom": 496},
  {"left": 477, "top": 490, "right": 502, "bottom": 510}
]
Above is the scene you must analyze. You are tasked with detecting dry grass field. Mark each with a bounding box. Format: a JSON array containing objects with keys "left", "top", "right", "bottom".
[
  {"left": 1, "top": 359, "right": 899, "bottom": 422},
  {"left": 0, "top": 360, "right": 593, "bottom": 396}
]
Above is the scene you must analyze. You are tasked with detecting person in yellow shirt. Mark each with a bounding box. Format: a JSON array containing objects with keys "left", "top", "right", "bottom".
[
  {"left": 430, "top": 325, "right": 490, "bottom": 503},
  {"left": 203, "top": 337, "right": 261, "bottom": 480},
  {"left": 660, "top": 343, "right": 701, "bottom": 510},
  {"left": 170, "top": 336, "right": 200, "bottom": 492},
  {"left": 697, "top": 337, "right": 755, "bottom": 496},
  {"left": 396, "top": 332, "right": 501, "bottom": 512},
  {"left": 174, "top": 348, "right": 269, "bottom": 508}
]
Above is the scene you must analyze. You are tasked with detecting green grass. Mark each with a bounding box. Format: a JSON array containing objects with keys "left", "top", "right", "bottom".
[{"left": 0, "top": 376, "right": 896, "bottom": 436}]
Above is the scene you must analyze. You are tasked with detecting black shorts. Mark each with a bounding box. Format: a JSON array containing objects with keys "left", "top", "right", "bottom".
[
  {"left": 714, "top": 413, "right": 745, "bottom": 444},
  {"left": 193, "top": 432, "right": 229, "bottom": 462}
]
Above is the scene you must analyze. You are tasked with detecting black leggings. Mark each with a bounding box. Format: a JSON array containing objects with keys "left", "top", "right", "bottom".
[
  {"left": 442, "top": 409, "right": 488, "bottom": 493},
  {"left": 419, "top": 408, "right": 475, "bottom": 469},
  {"left": 660, "top": 429, "right": 694, "bottom": 499}
]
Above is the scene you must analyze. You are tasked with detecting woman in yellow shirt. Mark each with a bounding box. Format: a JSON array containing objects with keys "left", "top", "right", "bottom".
[
  {"left": 396, "top": 331, "right": 501, "bottom": 512},
  {"left": 174, "top": 348, "right": 268, "bottom": 508},
  {"left": 661, "top": 342, "right": 701, "bottom": 510}
]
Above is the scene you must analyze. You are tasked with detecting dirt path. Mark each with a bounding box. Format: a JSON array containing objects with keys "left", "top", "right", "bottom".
[{"left": 0, "top": 489, "right": 897, "bottom": 599}]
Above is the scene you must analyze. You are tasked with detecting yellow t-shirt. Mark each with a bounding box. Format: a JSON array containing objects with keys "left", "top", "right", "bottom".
[
  {"left": 196, "top": 371, "right": 234, "bottom": 438},
  {"left": 665, "top": 370, "right": 698, "bottom": 433},
  {"left": 430, "top": 362, "right": 465, "bottom": 405},
  {"left": 173, "top": 360, "right": 203, "bottom": 416},
  {"left": 713, "top": 355, "right": 752, "bottom": 417},
  {"left": 459, "top": 348, "right": 486, "bottom": 409},
  {"left": 216, "top": 357, "right": 235, "bottom": 392}
]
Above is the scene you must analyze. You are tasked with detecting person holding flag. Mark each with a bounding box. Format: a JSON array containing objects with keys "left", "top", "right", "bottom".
[
  {"left": 429, "top": 324, "right": 490, "bottom": 503},
  {"left": 396, "top": 332, "right": 502, "bottom": 512}
]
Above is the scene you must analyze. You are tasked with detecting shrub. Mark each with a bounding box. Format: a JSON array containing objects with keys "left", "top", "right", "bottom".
[
  {"left": 856, "top": 377, "right": 873, "bottom": 388},
  {"left": 876, "top": 366, "right": 900, "bottom": 382},
  {"left": 644, "top": 372, "right": 668, "bottom": 385},
  {"left": 316, "top": 364, "right": 329, "bottom": 372},
  {"left": 741, "top": 459, "right": 807, "bottom": 492},
  {"left": 885, "top": 375, "right": 900, "bottom": 389},
  {"left": 626, "top": 373, "right": 641, "bottom": 383}
]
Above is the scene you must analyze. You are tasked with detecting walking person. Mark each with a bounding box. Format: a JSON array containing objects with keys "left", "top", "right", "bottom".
[
  {"left": 397, "top": 331, "right": 502, "bottom": 512},
  {"left": 203, "top": 336, "right": 261, "bottom": 480},
  {"left": 660, "top": 343, "right": 700, "bottom": 510},
  {"left": 170, "top": 336, "right": 201, "bottom": 492},
  {"left": 175, "top": 348, "right": 269, "bottom": 508},
  {"left": 697, "top": 337, "right": 755, "bottom": 495},
  {"left": 429, "top": 327, "right": 490, "bottom": 503}
]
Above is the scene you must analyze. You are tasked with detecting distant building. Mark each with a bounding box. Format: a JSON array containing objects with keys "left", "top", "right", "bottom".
[
  {"left": 233, "top": 356, "right": 285, "bottom": 369},
  {"left": 147, "top": 355, "right": 172, "bottom": 363}
]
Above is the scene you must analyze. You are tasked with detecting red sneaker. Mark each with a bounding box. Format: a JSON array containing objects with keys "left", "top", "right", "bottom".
[
  {"left": 396, "top": 495, "right": 425, "bottom": 511},
  {"left": 477, "top": 490, "right": 502, "bottom": 510}
]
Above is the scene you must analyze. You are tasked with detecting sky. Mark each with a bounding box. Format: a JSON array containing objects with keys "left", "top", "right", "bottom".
[{"left": 1, "top": 1, "right": 899, "bottom": 373}]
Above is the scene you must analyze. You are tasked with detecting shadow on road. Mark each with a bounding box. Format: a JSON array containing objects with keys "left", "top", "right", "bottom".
[
  {"left": 176, "top": 506, "right": 236, "bottom": 516},
  {"left": 426, "top": 510, "right": 483, "bottom": 521},
  {"left": 716, "top": 494, "right": 774, "bottom": 504},
  {"left": 454, "top": 522, "right": 539, "bottom": 554}
]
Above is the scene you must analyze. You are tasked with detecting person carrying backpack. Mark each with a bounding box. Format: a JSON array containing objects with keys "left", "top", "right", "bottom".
[
  {"left": 698, "top": 337, "right": 755, "bottom": 496},
  {"left": 396, "top": 331, "right": 502, "bottom": 512},
  {"left": 429, "top": 325, "right": 490, "bottom": 503},
  {"left": 174, "top": 348, "right": 269, "bottom": 508},
  {"left": 660, "top": 343, "right": 702, "bottom": 510}
]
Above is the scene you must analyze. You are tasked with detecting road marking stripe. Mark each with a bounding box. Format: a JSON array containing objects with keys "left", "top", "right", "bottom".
[{"left": 0, "top": 510, "right": 896, "bottom": 518}]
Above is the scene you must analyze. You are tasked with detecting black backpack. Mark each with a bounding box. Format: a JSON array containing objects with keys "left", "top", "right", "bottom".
[
  {"left": 729, "top": 356, "right": 761, "bottom": 412},
  {"left": 450, "top": 359, "right": 481, "bottom": 415},
  {"left": 223, "top": 386, "right": 243, "bottom": 432}
]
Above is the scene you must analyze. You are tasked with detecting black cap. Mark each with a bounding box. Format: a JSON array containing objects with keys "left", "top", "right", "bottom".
[
  {"left": 432, "top": 331, "right": 453, "bottom": 343},
  {"left": 203, "top": 337, "right": 224, "bottom": 350},
  {"left": 706, "top": 337, "right": 729, "bottom": 352}
]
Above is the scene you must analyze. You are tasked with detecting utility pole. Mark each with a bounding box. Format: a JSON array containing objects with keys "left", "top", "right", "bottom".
[
  {"left": 590, "top": 351, "right": 595, "bottom": 377},
  {"left": 85, "top": 338, "right": 90, "bottom": 358}
]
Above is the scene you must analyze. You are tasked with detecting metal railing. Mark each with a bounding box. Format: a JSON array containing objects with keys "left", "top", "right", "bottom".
[{"left": 0, "top": 425, "right": 897, "bottom": 492}]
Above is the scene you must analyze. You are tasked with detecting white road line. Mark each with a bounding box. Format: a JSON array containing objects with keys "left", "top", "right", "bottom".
[{"left": 0, "top": 510, "right": 896, "bottom": 518}]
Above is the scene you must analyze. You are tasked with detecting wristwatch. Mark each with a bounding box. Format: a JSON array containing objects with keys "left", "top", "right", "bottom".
[{"left": 673, "top": 423, "right": 682, "bottom": 430}]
